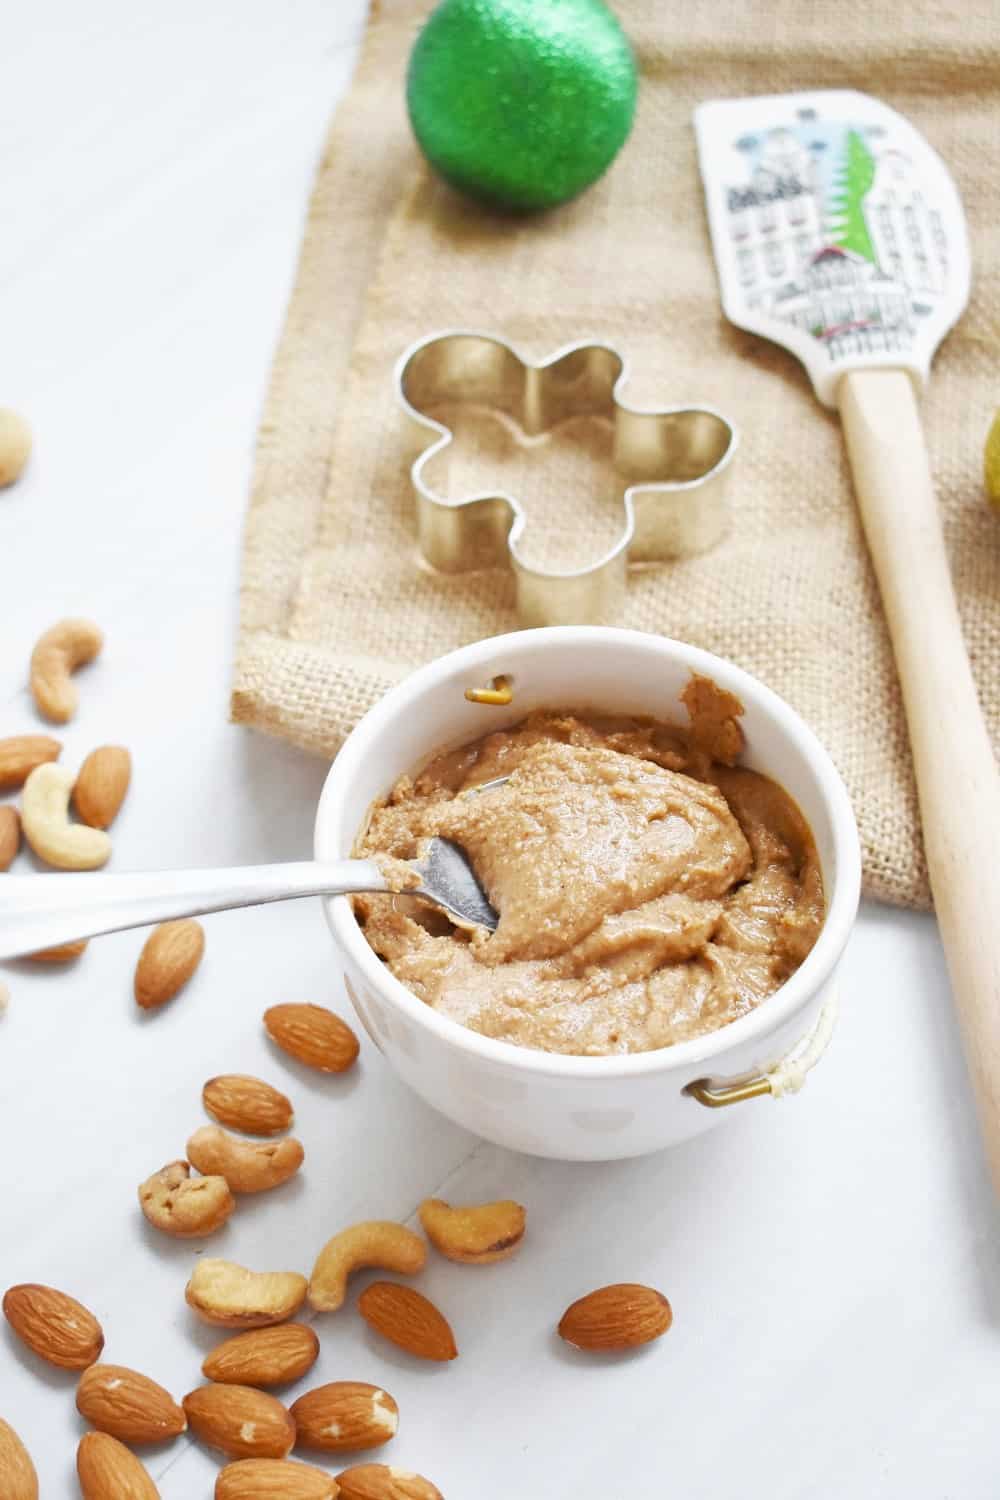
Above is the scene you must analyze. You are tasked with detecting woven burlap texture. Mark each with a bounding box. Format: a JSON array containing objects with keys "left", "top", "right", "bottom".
[{"left": 232, "top": 0, "right": 1000, "bottom": 909}]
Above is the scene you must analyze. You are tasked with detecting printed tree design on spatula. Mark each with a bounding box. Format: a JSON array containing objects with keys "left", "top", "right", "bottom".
[{"left": 829, "top": 129, "right": 877, "bottom": 262}]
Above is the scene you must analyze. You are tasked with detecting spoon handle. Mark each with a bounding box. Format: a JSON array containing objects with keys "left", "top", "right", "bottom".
[
  {"left": 0, "top": 861, "right": 389, "bottom": 961},
  {"left": 840, "top": 368, "right": 1000, "bottom": 1195}
]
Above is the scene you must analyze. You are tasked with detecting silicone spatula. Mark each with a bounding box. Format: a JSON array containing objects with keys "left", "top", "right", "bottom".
[{"left": 695, "top": 90, "right": 1000, "bottom": 1192}]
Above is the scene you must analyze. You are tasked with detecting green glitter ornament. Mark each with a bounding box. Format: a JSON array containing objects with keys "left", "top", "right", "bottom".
[{"left": 406, "top": 0, "right": 638, "bottom": 212}]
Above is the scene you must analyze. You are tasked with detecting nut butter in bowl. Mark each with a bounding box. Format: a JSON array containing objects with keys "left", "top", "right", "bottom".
[
  {"left": 316, "top": 628, "right": 860, "bottom": 1160},
  {"left": 353, "top": 677, "right": 824, "bottom": 1058}
]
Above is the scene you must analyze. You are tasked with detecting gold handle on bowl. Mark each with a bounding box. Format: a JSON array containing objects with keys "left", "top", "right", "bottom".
[
  {"left": 465, "top": 675, "right": 514, "bottom": 706},
  {"left": 685, "top": 992, "right": 838, "bottom": 1110}
]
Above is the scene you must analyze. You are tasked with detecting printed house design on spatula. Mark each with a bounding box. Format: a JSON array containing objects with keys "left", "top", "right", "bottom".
[{"left": 723, "top": 110, "right": 949, "bottom": 362}]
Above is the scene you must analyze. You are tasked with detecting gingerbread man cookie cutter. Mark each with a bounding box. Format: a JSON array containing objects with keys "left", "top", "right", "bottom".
[{"left": 394, "top": 330, "right": 738, "bottom": 627}]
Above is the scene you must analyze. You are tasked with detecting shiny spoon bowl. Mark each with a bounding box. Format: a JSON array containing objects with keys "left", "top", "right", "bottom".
[{"left": 0, "top": 835, "right": 498, "bottom": 963}]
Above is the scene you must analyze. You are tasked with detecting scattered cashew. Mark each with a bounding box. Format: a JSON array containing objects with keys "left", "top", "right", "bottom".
[
  {"left": 185, "top": 1258, "right": 308, "bottom": 1328},
  {"left": 308, "top": 1221, "right": 427, "bottom": 1313},
  {"left": 139, "top": 1160, "right": 235, "bottom": 1239},
  {"left": 418, "top": 1197, "right": 526, "bottom": 1264},
  {"left": 0, "top": 408, "right": 32, "bottom": 487},
  {"left": 186, "top": 1125, "right": 304, "bottom": 1194},
  {"left": 29, "top": 617, "right": 103, "bottom": 723},
  {"left": 20, "top": 762, "right": 111, "bottom": 869}
]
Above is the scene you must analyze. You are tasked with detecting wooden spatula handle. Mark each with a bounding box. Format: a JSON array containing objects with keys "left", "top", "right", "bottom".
[{"left": 839, "top": 368, "right": 1000, "bottom": 1190}]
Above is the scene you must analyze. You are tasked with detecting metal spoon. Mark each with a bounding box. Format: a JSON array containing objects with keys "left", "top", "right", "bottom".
[{"left": 0, "top": 835, "right": 499, "bottom": 963}]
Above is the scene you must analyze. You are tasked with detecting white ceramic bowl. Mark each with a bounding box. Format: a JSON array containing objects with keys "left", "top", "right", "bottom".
[{"left": 316, "top": 628, "right": 860, "bottom": 1160}]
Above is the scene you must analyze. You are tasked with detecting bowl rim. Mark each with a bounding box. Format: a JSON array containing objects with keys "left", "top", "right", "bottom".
[{"left": 316, "top": 627, "right": 861, "bottom": 1079}]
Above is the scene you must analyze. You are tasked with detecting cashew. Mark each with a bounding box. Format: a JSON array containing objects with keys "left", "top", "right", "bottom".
[
  {"left": 139, "top": 1160, "right": 235, "bottom": 1239},
  {"left": 29, "top": 617, "right": 103, "bottom": 723},
  {"left": 0, "top": 408, "right": 32, "bottom": 487},
  {"left": 21, "top": 763, "right": 111, "bottom": 869},
  {"left": 186, "top": 1125, "right": 304, "bottom": 1194},
  {"left": 186, "top": 1258, "right": 308, "bottom": 1328},
  {"left": 418, "top": 1197, "right": 526, "bottom": 1264},
  {"left": 308, "top": 1222, "right": 427, "bottom": 1313}
]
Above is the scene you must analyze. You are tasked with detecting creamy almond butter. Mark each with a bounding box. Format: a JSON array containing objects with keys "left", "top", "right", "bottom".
[{"left": 354, "top": 676, "right": 824, "bottom": 1056}]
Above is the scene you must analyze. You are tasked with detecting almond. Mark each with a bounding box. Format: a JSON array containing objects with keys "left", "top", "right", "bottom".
[
  {"left": 557, "top": 1282, "right": 673, "bottom": 1351},
  {"left": 3, "top": 1282, "right": 104, "bottom": 1369},
  {"left": 138, "top": 1160, "right": 235, "bottom": 1238},
  {"left": 76, "top": 1363, "right": 187, "bottom": 1443},
  {"left": 187, "top": 1125, "right": 304, "bottom": 1194},
  {"left": 358, "top": 1283, "right": 456, "bottom": 1363},
  {"left": 73, "top": 746, "right": 131, "bottom": 829},
  {"left": 186, "top": 1259, "right": 308, "bottom": 1329},
  {"left": 291, "top": 1383, "right": 398, "bottom": 1454},
  {"left": 264, "top": 1003, "right": 359, "bottom": 1073},
  {"left": 203, "top": 1074, "right": 294, "bottom": 1136},
  {"left": 26, "top": 939, "right": 88, "bottom": 962},
  {"left": 0, "top": 805, "right": 20, "bottom": 869},
  {"left": 215, "top": 1458, "right": 338, "bottom": 1500},
  {"left": 183, "top": 1383, "right": 295, "bottom": 1460},
  {"left": 134, "top": 919, "right": 205, "bottom": 1009},
  {"left": 203, "top": 1323, "right": 320, "bottom": 1388},
  {"left": 418, "top": 1197, "right": 525, "bottom": 1264},
  {"left": 336, "top": 1465, "right": 442, "bottom": 1500},
  {"left": 77, "top": 1432, "right": 160, "bottom": 1500},
  {"left": 0, "top": 1417, "right": 38, "bottom": 1500},
  {"left": 0, "top": 734, "right": 60, "bottom": 790}
]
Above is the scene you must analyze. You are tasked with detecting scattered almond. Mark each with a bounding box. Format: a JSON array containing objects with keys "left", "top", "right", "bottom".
[
  {"left": 29, "top": 618, "right": 103, "bottom": 724},
  {"left": 187, "top": 1125, "right": 304, "bottom": 1194},
  {"left": 309, "top": 1222, "right": 426, "bottom": 1314},
  {"left": 3, "top": 1282, "right": 104, "bottom": 1369},
  {"left": 557, "top": 1282, "right": 673, "bottom": 1351},
  {"left": 291, "top": 1382, "right": 399, "bottom": 1454},
  {"left": 26, "top": 939, "right": 88, "bottom": 962},
  {"left": 418, "top": 1197, "right": 525, "bottom": 1264},
  {"left": 216, "top": 1458, "right": 338, "bottom": 1500},
  {"left": 183, "top": 1383, "right": 295, "bottom": 1461},
  {"left": 0, "top": 805, "right": 20, "bottom": 868},
  {"left": 358, "top": 1283, "right": 456, "bottom": 1363},
  {"left": 138, "top": 1160, "right": 235, "bottom": 1238},
  {"left": 0, "top": 734, "right": 61, "bottom": 790},
  {"left": 73, "top": 745, "right": 131, "bottom": 829},
  {"left": 134, "top": 919, "right": 205, "bottom": 1009},
  {"left": 0, "top": 408, "right": 32, "bottom": 488},
  {"left": 203, "top": 1323, "right": 320, "bottom": 1388},
  {"left": 186, "top": 1259, "right": 308, "bottom": 1329},
  {"left": 203, "top": 1074, "right": 294, "bottom": 1136},
  {"left": 76, "top": 1363, "right": 187, "bottom": 1443},
  {"left": 0, "top": 1417, "right": 38, "bottom": 1500},
  {"left": 77, "top": 1432, "right": 160, "bottom": 1500},
  {"left": 336, "top": 1465, "right": 442, "bottom": 1500},
  {"left": 264, "top": 1003, "right": 359, "bottom": 1073}
]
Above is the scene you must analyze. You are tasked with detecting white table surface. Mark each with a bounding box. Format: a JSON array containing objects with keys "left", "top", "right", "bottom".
[{"left": 1, "top": 5, "right": 997, "bottom": 1497}]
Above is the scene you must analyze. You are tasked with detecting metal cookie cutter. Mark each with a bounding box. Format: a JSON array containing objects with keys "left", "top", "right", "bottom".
[{"left": 395, "top": 330, "right": 738, "bottom": 627}]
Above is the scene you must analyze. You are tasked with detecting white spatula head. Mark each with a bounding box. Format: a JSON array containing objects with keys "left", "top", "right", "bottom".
[{"left": 694, "top": 90, "right": 970, "bottom": 407}]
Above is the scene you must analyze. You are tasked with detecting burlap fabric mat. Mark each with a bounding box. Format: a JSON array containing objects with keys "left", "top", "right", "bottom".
[{"left": 232, "top": 0, "right": 1000, "bottom": 909}]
